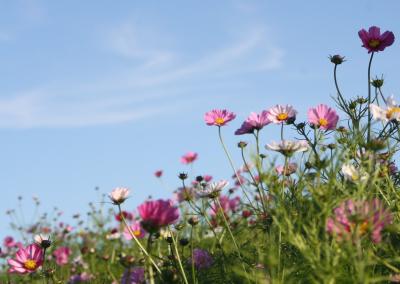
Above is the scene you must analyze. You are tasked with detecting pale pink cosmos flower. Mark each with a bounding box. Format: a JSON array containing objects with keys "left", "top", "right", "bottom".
[
  {"left": 53, "top": 246, "right": 71, "bottom": 266},
  {"left": 204, "top": 109, "right": 236, "bottom": 126},
  {"left": 266, "top": 140, "right": 309, "bottom": 157},
  {"left": 174, "top": 187, "right": 196, "bottom": 203},
  {"left": 181, "top": 152, "right": 198, "bottom": 164},
  {"left": 138, "top": 199, "right": 179, "bottom": 232},
  {"left": 275, "top": 163, "right": 298, "bottom": 176},
  {"left": 123, "top": 221, "right": 146, "bottom": 240},
  {"left": 235, "top": 111, "right": 270, "bottom": 135},
  {"left": 8, "top": 243, "right": 43, "bottom": 274},
  {"left": 266, "top": 105, "right": 297, "bottom": 124},
  {"left": 326, "top": 199, "right": 392, "bottom": 243},
  {"left": 307, "top": 104, "right": 339, "bottom": 130},
  {"left": 109, "top": 187, "right": 130, "bottom": 205},
  {"left": 358, "top": 26, "right": 395, "bottom": 53}
]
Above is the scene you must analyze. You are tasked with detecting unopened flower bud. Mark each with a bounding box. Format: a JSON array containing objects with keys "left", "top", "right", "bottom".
[
  {"left": 178, "top": 173, "right": 188, "bottom": 180},
  {"left": 329, "top": 54, "right": 345, "bottom": 65},
  {"left": 238, "top": 141, "right": 248, "bottom": 148}
]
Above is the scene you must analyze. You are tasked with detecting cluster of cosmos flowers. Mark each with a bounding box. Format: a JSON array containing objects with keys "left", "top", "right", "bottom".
[{"left": 2, "top": 25, "right": 397, "bottom": 283}]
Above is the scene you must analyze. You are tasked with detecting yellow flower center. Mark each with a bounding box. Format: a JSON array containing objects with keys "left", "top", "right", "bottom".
[
  {"left": 215, "top": 117, "right": 225, "bottom": 125},
  {"left": 351, "top": 173, "right": 359, "bottom": 181},
  {"left": 368, "top": 39, "right": 380, "bottom": 48},
  {"left": 24, "top": 259, "right": 37, "bottom": 270},
  {"left": 133, "top": 230, "right": 141, "bottom": 236},
  {"left": 386, "top": 107, "right": 400, "bottom": 120},
  {"left": 359, "top": 221, "right": 369, "bottom": 235},
  {"left": 277, "top": 113, "right": 288, "bottom": 121},
  {"left": 319, "top": 118, "right": 328, "bottom": 127}
]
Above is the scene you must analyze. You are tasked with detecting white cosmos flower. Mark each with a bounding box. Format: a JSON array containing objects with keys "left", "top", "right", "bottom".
[
  {"left": 109, "top": 187, "right": 130, "bottom": 205},
  {"left": 197, "top": 180, "right": 229, "bottom": 198},
  {"left": 370, "top": 95, "right": 400, "bottom": 122},
  {"left": 265, "top": 140, "right": 309, "bottom": 157},
  {"left": 341, "top": 163, "right": 368, "bottom": 182}
]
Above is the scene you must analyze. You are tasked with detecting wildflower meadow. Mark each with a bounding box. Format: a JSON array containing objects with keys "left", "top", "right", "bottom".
[{"left": 2, "top": 26, "right": 400, "bottom": 283}]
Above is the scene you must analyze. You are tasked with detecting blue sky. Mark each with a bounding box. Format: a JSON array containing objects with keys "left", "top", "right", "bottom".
[{"left": 0, "top": 0, "right": 399, "bottom": 239}]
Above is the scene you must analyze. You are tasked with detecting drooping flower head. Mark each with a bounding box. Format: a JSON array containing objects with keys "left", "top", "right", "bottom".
[
  {"left": 370, "top": 95, "right": 400, "bottom": 122},
  {"left": 180, "top": 152, "right": 198, "bottom": 164},
  {"left": 266, "top": 105, "right": 297, "bottom": 124},
  {"left": 123, "top": 221, "right": 146, "bottom": 240},
  {"left": 326, "top": 199, "right": 392, "bottom": 243},
  {"left": 109, "top": 187, "right": 130, "bottom": 205},
  {"left": 235, "top": 111, "right": 270, "bottom": 135},
  {"left": 358, "top": 26, "right": 395, "bottom": 53},
  {"left": 188, "top": 249, "right": 213, "bottom": 270},
  {"left": 8, "top": 243, "right": 43, "bottom": 274},
  {"left": 204, "top": 109, "right": 236, "bottom": 127},
  {"left": 3, "top": 236, "right": 16, "bottom": 248},
  {"left": 265, "top": 140, "right": 309, "bottom": 157},
  {"left": 121, "top": 267, "right": 145, "bottom": 284},
  {"left": 53, "top": 246, "right": 71, "bottom": 266},
  {"left": 34, "top": 234, "right": 51, "bottom": 249},
  {"left": 197, "top": 180, "right": 229, "bottom": 198},
  {"left": 307, "top": 104, "right": 339, "bottom": 130},
  {"left": 137, "top": 199, "right": 179, "bottom": 233}
]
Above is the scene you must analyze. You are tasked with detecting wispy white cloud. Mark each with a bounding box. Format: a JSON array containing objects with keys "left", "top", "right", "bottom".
[{"left": 0, "top": 18, "right": 284, "bottom": 129}]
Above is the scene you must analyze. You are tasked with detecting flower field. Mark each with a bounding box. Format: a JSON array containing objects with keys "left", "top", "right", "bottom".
[{"left": 1, "top": 26, "right": 400, "bottom": 283}]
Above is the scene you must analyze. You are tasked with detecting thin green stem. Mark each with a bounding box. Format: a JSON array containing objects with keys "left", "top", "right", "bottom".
[
  {"left": 215, "top": 198, "right": 250, "bottom": 283},
  {"left": 367, "top": 52, "right": 375, "bottom": 142},
  {"left": 217, "top": 126, "right": 256, "bottom": 210},
  {"left": 117, "top": 205, "right": 162, "bottom": 274},
  {"left": 169, "top": 227, "right": 189, "bottom": 284}
]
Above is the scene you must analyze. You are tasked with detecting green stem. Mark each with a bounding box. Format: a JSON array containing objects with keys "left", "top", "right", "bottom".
[
  {"left": 216, "top": 198, "right": 250, "bottom": 283},
  {"left": 190, "top": 227, "right": 196, "bottom": 284},
  {"left": 169, "top": 227, "right": 189, "bottom": 284},
  {"left": 117, "top": 205, "right": 162, "bottom": 274},
  {"left": 217, "top": 126, "right": 256, "bottom": 209},
  {"left": 367, "top": 52, "right": 375, "bottom": 142}
]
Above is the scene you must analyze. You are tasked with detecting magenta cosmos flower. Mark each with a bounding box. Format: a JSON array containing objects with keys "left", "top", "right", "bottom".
[
  {"left": 235, "top": 111, "right": 270, "bottom": 135},
  {"left": 204, "top": 109, "right": 236, "bottom": 126},
  {"left": 138, "top": 199, "right": 179, "bottom": 232},
  {"left": 307, "top": 104, "right": 339, "bottom": 130},
  {"left": 180, "top": 151, "right": 198, "bottom": 164},
  {"left": 267, "top": 105, "right": 297, "bottom": 124},
  {"left": 326, "top": 199, "right": 392, "bottom": 243},
  {"left": 8, "top": 243, "right": 43, "bottom": 274},
  {"left": 123, "top": 221, "right": 146, "bottom": 240},
  {"left": 358, "top": 26, "right": 395, "bottom": 53},
  {"left": 53, "top": 246, "right": 71, "bottom": 266}
]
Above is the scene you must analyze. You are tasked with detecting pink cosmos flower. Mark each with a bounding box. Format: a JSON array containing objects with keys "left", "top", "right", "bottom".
[
  {"left": 154, "top": 170, "right": 163, "bottom": 178},
  {"left": 235, "top": 111, "right": 270, "bottom": 135},
  {"left": 203, "top": 175, "right": 213, "bottom": 182},
  {"left": 308, "top": 104, "right": 339, "bottom": 130},
  {"left": 123, "top": 221, "right": 146, "bottom": 240},
  {"left": 3, "top": 237, "right": 16, "bottom": 248},
  {"left": 53, "top": 246, "right": 71, "bottom": 266},
  {"left": 326, "top": 199, "right": 392, "bottom": 243},
  {"left": 137, "top": 199, "right": 179, "bottom": 232},
  {"left": 8, "top": 243, "right": 43, "bottom": 274},
  {"left": 174, "top": 187, "right": 196, "bottom": 203},
  {"left": 275, "top": 163, "right": 298, "bottom": 176},
  {"left": 180, "top": 152, "right": 198, "bottom": 164},
  {"left": 197, "top": 180, "right": 229, "bottom": 198},
  {"left": 204, "top": 109, "right": 236, "bottom": 126},
  {"left": 358, "top": 26, "right": 395, "bottom": 53},
  {"left": 266, "top": 105, "right": 297, "bottom": 124},
  {"left": 210, "top": 195, "right": 240, "bottom": 216}
]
